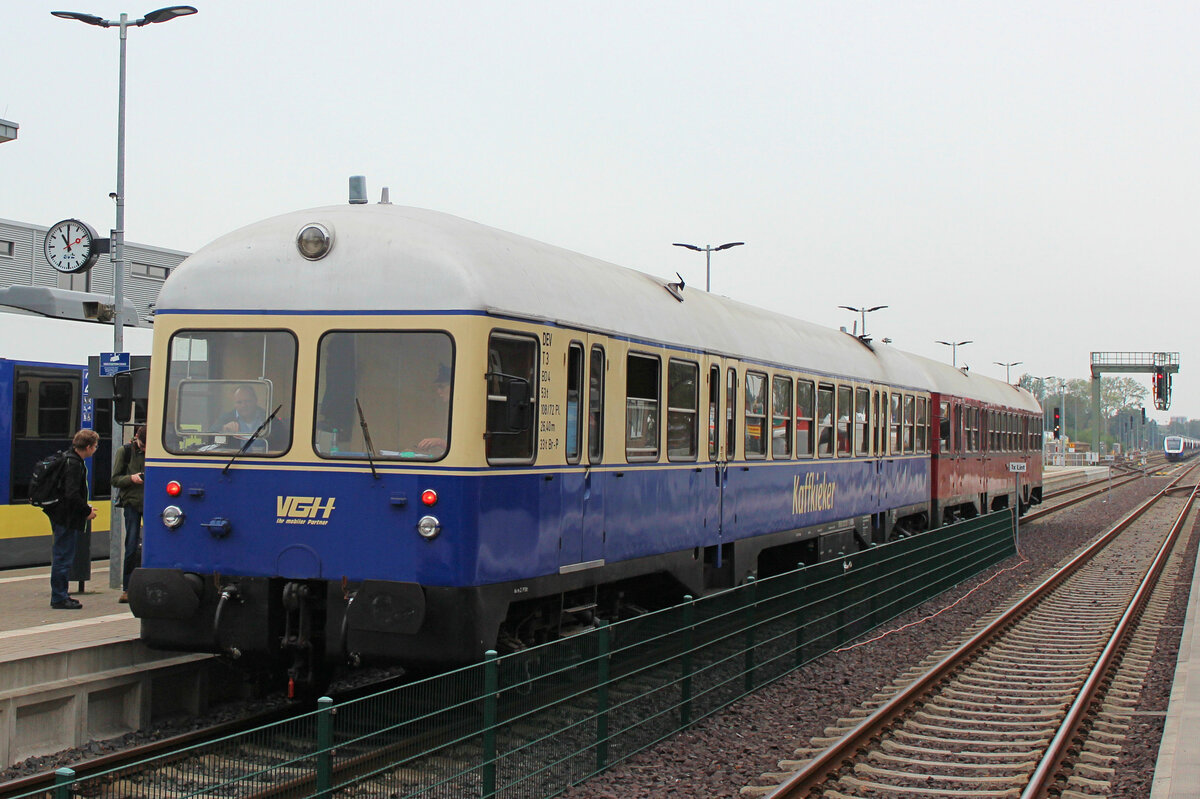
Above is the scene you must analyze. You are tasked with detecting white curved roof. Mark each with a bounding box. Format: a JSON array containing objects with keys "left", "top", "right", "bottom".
[{"left": 160, "top": 204, "right": 1039, "bottom": 411}]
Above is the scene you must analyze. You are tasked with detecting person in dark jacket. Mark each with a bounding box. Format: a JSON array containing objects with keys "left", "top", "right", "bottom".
[
  {"left": 111, "top": 425, "right": 146, "bottom": 603},
  {"left": 47, "top": 429, "right": 99, "bottom": 609}
]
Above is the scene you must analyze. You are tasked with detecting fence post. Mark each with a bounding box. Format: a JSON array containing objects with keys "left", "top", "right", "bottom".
[
  {"left": 483, "top": 649, "right": 499, "bottom": 798},
  {"left": 54, "top": 767, "right": 74, "bottom": 799},
  {"left": 744, "top": 576, "right": 757, "bottom": 693},
  {"left": 596, "top": 621, "right": 610, "bottom": 771},
  {"left": 793, "top": 564, "right": 806, "bottom": 668},
  {"left": 316, "top": 696, "right": 334, "bottom": 799},
  {"left": 681, "top": 595, "right": 694, "bottom": 727}
]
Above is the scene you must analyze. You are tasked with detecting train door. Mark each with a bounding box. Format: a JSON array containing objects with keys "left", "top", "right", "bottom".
[
  {"left": 557, "top": 341, "right": 588, "bottom": 569},
  {"left": 719, "top": 362, "right": 740, "bottom": 542},
  {"left": 703, "top": 358, "right": 725, "bottom": 545},
  {"left": 580, "top": 341, "right": 607, "bottom": 564}
]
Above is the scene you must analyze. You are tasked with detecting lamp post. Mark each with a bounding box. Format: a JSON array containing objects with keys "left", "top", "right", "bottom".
[
  {"left": 936, "top": 339, "right": 972, "bottom": 368},
  {"left": 838, "top": 305, "right": 887, "bottom": 340},
  {"left": 53, "top": 5, "right": 197, "bottom": 588},
  {"left": 994, "top": 361, "right": 1022, "bottom": 384},
  {"left": 672, "top": 241, "right": 744, "bottom": 292}
]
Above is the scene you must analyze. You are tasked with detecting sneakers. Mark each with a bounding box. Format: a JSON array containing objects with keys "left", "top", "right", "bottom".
[
  {"left": 118, "top": 592, "right": 129, "bottom": 604},
  {"left": 51, "top": 598, "right": 83, "bottom": 610}
]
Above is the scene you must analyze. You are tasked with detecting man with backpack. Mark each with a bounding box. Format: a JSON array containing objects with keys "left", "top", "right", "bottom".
[
  {"left": 111, "top": 426, "right": 146, "bottom": 604},
  {"left": 43, "top": 429, "right": 100, "bottom": 609}
]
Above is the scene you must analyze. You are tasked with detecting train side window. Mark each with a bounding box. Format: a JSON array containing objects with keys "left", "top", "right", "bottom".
[
  {"left": 38, "top": 381, "right": 76, "bottom": 438},
  {"left": 626, "top": 353, "right": 661, "bottom": 461},
  {"left": 772, "top": 376, "right": 793, "bottom": 458},
  {"left": 836, "top": 385, "right": 852, "bottom": 456},
  {"left": 484, "top": 332, "right": 537, "bottom": 463},
  {"left": 726, "top": 368, "right": 738, "bottom": 460},
  {"left": 566, "top": 343, "right": 584, "bottom": 464},
  {"left": 588, "top": 346, "right": 605, "bottom": 463},
  {"left": 889, "top": 393, "right": 901, "bottom": 454},
  {"left": 11, "top": 368, "right": 83, "bottom": 502},
  {"left": 795, "top": 379, "right": 813, "bottom": 458},
  {"left": 903, "top": 394, "right": 915, "bottom": 454},
  {"left": 874, "top": 390, "right": 883, "bottom": 455},
  {"left": 667, "top": 359, "right": 699, "bottom": 461},
  {"left": 708, "top": 365, "right": 720, "bottom": 460},
  {"left": 14, "top": 380, "right": 28, "bottom": 436},
  {"left": 744, "top": 371, "right": 767, "bottom": 459},
  {"left": 854, "top": 387, "right": 869, "bottom": 456},
  {"left": 817, "top": 383, "right": 834, "bottom": 456},
  {"left": 938, "top": 400, "right": 950, "bottom": 453},
  {"left": 917, "top": 397, "right": 928, "bottom": 453}
]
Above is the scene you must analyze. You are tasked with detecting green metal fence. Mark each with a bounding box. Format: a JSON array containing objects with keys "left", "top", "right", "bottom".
[{"left": 21, "top": 510, "right": 1015, "bottom": 799}]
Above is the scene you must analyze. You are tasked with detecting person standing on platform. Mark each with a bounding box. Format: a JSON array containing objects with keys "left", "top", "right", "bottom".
[
  {"left": 111, "top": 425, "right": 146, "bottom": 604},
  {"left": 46, "top": 429, "right": 99, "bottom": 609}
]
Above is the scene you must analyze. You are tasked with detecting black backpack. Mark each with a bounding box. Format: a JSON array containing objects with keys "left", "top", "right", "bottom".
[{"left": 29, "top": 449, "right": 70, "bottom": 509}]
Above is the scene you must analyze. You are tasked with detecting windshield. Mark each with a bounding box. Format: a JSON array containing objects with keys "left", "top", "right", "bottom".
[
  {"left": 163, "top": 330, "right": 297, "bottom": 456},
  {"left": 316, "top": 331, "right": 453, "bottom": 460}
]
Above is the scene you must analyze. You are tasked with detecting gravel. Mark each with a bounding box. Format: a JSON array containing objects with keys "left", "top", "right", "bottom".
[{"left": 560, "top": 473, "right": 1194, "bottom": 799}]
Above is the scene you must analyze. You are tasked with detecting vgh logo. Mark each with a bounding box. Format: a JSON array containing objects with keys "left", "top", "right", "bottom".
[{"left": 276, "top": 496, "right": 336, "bottom": 525}]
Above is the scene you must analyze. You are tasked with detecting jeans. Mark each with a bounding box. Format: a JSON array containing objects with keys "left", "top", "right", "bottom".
[
  {"left": 122, "top": 508, "right": 143, "bottom": 591},
  {"left": 50, "top": 521, "right": 79, "bottom": 605}
]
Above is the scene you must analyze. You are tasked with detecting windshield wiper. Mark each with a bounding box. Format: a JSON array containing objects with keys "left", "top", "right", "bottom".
[
  {"left": 223, "top": 404, "right": 282, "bottom": 474},
  {"left": 355, "top": 398, "right": 379, "bottom": 479}
]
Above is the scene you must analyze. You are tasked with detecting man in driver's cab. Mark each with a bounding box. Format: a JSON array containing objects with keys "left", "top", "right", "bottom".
[{"left": 219, "top": 384, "right": 267, "bottom": 435}]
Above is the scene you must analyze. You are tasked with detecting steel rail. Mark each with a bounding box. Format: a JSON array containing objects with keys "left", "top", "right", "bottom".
[{"left": 764, "top": 463, "right": 1195, "bottom": 799}]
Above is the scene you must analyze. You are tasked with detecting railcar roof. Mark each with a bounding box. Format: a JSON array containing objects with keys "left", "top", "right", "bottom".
[{"left": 161, "top": 204, "right": 1039, "bottom": 410}]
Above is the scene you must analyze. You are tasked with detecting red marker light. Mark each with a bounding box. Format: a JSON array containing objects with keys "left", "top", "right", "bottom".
[
  {"left": 166, "top": 480, "right": 182, "bottom": 497},
  {"left": 421, "top": 489, "right": 438, "bottom": 507}
]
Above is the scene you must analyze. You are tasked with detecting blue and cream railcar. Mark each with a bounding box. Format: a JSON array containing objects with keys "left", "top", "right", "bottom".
[
  {"left": 0, "top": 302, "right": 153, "bottom": 568},
  {"left": 1164, "top": 435, "right": 1200, "bottom": 461},
  {"left": 130, "top": 200, "right": 1035, "bottom": 687}
]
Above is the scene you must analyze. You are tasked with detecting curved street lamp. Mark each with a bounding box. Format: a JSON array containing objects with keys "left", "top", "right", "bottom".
[
  {"left": 52, "top": 5, "right": 197, "bottom": 586},
  {"left": 994, "top": 360, "right": 1022, "bottom": 383},
  {"left": 936, "top": 339, "right": 972, "bottom": 368},
  {"left": 838, "top": 305, "right": 887, "bottom": 340},
  {"left": 672, "top": 241, "right": 744, "bottom": 292}
]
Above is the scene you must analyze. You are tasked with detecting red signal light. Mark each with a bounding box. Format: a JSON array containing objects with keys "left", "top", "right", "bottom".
[
  {"left": 166, "top": 480, "right": 182, "bottom": 497},
  {"left": 421, "top": 489, "right": 438, "bottom": 507}
]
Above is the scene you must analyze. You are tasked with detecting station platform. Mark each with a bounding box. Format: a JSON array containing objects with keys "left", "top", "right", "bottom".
[
  {"left": 0, "top": 562, "right": 216, "bottom": 767},
  {"left": 1042, "top": 464, "right": 1115, "bottom": 492},
  {"left": 1151, "top": 533, "right": 1200, "bottom": 798}
]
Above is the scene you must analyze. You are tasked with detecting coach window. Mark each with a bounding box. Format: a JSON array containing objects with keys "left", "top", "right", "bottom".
[
  {"left": 165, "top": 330, "right": 297, "bottom": 457},
  {"left": 795, "top": 379, "right": 814, "bottom": 457},
  {"left": 938, "top": 401, "right": 951, "bottom": 453},
  {"left": 745, "top": 371, "right": 768, "bottom": 459},
  {"left": 726, "top": 368, "right": 738, "bottom": 460},
  {"left": 903, "top": 395, "right": 915, "bottom": 453},
  {"left": 772, "top": 376, "right": 793, "bottom": 458},
  {"left": 817, "top": 383, "right": 835, "bottom": 456},
  {"left": 854, "top": 387, "right": 869, "bottom": 456},
  {"left": 917, "top": 397, "right": 928, "bottom": 453},
  {"left": 875, "top": 391, "right": 884, "bottom": 454},
  {"left": 889, "top": 393, "right": 901, "bottom": 454},
  {"left": 11, "top": 368, "right": 82, "bottom": 501},
  {"left": 484, "top": 332, "right": 537, "bottom": 463},
  {"left": 626, "top": 353, "right": 661, "bottom": 461},
  {"left": 708, "top": 365, "right": 720, "bottom": 460},
  {"left": 566, "top": 343, "right": 584, "bottom": 464},
  {"left": 667, "top": 359, "right": 699, "bottom": 460},
  {"left": 588, "top": 346, "right": 605, "bottom": 464},
  {"left": 836, "top": 385, "right": 852, "bottom": 456}
]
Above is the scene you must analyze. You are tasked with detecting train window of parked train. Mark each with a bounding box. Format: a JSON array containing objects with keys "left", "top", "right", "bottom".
[
  {"left": 626, "top": 353, "right": 661, "bottom": 461},
  {"left": 709, "top": 365, "right": 720, "bottom": 460},
  {"left": 817, "top": 384, "right": 835, "bottom": 456},
  {"left": 566, "top": 343, "right": 584, "bottom": 464},
  {"left": 854, "top": 387, "right": 869, "bottom": 456},
  {"left": 836, "top": 385, "right": 852, "bottom": 456},
  {"left": 902, "top": 395, "right": 915, "bottom": 453},
  {"left": 889, "top": 393, "right": 901, "bottom": 453},
  {"left": 589, "top": 346, "right": 605, "bottom": 464},
  {"left": 917, "top": 397, "right": 928, "bottom": 453},
  {"left": 938, "top": 401, "right": 950, "bottom": 453},
  {"left": 667, "top": 359, "right": 699, "bottom": 460},
  {"left": 970, "top": 407, "right": 981, "bottom": 452},
  {"left": 726, "top": 368, "right": 738, "bottom": 459},
  {"left": 744, "top": 371, "right": 768, "bottom": 459},
  {"left": 796, "top": 379, "right": 813, "bottom": 457},
  {"left": 772, "top": 376, "right": 792, "bottom": 458},
  {"left": 11, "top": 368, "right": 83, "bottom": 502},
  {"left": 164, "top": 330, "right": 297, "bottom": 457},
  {"left": 484, "top": 332, "right": 537, "bottom": 463}
]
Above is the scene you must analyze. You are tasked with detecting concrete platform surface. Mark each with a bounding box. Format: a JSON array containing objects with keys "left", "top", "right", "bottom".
[{"left": 1151, "top": 538, "right": 1200, "bottom": 799}]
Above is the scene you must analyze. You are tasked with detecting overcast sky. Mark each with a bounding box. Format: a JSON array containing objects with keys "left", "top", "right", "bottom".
[{"left": 4, "top": 2, "right": 1198, "bottom": 423}]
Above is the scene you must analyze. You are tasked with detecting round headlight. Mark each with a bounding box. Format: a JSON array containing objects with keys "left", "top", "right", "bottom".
[
  {"left": 416, "top": 515, "right": 441, "bottom": 540},
  {"left": 162, "top": 505, "right": 185, "bottom": 529},
  {"left": 297, "top": 223, "right": 333, "bottom": 260}
]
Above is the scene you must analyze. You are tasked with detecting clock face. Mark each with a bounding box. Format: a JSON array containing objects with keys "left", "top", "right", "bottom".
[{"left": 44, "top": 219, "right": 100, "bottom": 274}]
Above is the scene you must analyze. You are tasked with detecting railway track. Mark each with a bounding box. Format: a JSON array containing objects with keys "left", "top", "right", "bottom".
[{"left": 746, "top": 464, "right": 1198, "bottom": 799}]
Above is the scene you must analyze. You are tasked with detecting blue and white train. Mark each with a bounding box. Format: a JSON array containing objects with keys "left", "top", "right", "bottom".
[
  {"left": 129, "top": 195, "right": 1042, "bottom": 690},
  {"left": 1164, "top": 435, "right": 1200, "bottom": 461}
]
